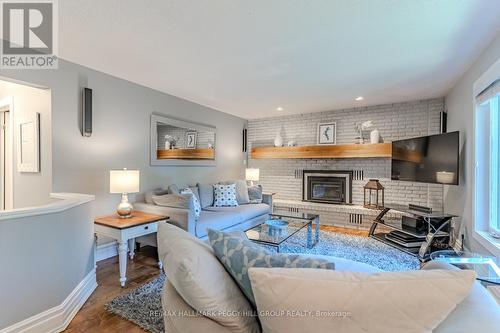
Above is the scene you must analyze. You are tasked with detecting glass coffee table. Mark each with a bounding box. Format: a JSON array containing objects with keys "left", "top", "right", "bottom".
[
  {"left": 430, "top": 250, "right": 500, "bottom": 285},
  {"left": 245, "top": 211, "right": 319, "bottom": 252}
]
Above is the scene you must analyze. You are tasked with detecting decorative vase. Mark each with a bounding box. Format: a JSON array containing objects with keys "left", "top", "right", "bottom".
[
  {"left": 274, "top": 130, "right": 283, "bottom": 147},
  {"left": 165, "top": 140, "right": 171, "bottom": 150},
  {"left": 370, "top": 129, "right": 380, "bottom": 144}
]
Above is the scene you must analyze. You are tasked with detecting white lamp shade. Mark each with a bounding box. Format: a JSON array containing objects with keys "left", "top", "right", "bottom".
[
  {"left": 110, "top": 169, "right": 140, "bottom": 193},
  {"left": 246, "top": 168, "right": 260, "bottom": 182}
]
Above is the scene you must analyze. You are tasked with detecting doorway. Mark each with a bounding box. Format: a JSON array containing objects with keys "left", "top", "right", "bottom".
[{"left": 0, "top": 97, "right": 13, "bottom": 210}]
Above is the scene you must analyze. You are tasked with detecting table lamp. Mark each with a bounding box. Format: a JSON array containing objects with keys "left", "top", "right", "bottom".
[
  {"left": 245, "top": 168, "right": 260, "bottom": 186},
  {"left": 110, "top": 168, "right": 140, "bottom": 218}
]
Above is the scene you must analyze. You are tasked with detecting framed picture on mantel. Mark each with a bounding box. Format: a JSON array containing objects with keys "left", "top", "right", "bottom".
[
  {"left": 317, "top": 122, "right": 336, "bottom": 145},
  {"left": 185, "top": 131, "right": 197, "bottom": 149}
]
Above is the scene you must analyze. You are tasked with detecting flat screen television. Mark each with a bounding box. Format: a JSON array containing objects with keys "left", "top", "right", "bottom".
[{"left": 391, "top": 131, "right": 459, "bottom": 185}]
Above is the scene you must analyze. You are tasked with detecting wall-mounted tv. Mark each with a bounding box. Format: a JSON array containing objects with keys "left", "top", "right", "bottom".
[{"left": 391, "top": 131, "right": 459, "bottom": 185}]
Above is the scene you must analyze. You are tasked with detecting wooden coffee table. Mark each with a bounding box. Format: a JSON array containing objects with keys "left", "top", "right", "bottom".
[{"left": 94, "top": 211, "right": 168, "bottom": 287}]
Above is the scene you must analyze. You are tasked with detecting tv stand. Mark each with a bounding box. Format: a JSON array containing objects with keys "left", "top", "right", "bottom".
[
  {"left": 368, "top": 204, "right": 458, "bottom": 262},
  {"left": 408, "top": 204, "right": 432, "bottom": 214}
]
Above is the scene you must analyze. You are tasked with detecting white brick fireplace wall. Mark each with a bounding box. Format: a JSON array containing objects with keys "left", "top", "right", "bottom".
[{"left": 247, "top": 98, "right": 445, "bottom": 229}]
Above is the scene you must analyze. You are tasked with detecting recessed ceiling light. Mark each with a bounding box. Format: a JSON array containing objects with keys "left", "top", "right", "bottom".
[
  {"left": 355, "top": 96, "right": 364, "bottom": 101},
  {"left": 276, "top": 106, "right": 283, "bottom": 111}
]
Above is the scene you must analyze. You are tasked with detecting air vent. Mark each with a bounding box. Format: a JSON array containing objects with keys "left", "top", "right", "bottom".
[
  {"left": 276, "top": 206, "right": 300, "bottom": 213},
  {"left": 294, "top": 169, "right": 303, "bottom": 179},
  {"left": 353, "top": 170, "right": 364, "bottom": 180},
  {"left": 349, "top": 213, "right": 363, "bottom": 224}
]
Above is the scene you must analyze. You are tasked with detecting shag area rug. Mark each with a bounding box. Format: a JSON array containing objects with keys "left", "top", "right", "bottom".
[{"left": 106, "top": 230, "right": 420, "bottom": 332}]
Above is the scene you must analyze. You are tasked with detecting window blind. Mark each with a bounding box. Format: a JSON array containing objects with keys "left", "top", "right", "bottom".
[{"left": 476, "top": 78, "right": 500, "bottom": 105}]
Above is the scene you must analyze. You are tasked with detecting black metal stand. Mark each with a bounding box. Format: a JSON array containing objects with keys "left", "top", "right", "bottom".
[{"left": 368, "top": 204, "right": 457, "bottom": 262}]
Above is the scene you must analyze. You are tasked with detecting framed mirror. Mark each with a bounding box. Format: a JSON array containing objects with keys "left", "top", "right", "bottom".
[{"left": 151, "top": 113, "right": 216, "bottom": 166}]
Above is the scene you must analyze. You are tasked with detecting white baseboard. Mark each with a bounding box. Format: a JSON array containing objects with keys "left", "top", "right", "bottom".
[
  {"left": 0, "top": 269, "right": 97, "bottom": 333},
  {"left": 96, "top": 241, "right": 118, "bottom": 261}
]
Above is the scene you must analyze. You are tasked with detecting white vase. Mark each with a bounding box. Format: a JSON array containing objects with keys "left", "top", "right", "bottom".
[
  {"left": 274, "top": 130, "right": 283, "bottom": 147},
  {"left": 370, "top": 129, "right": 380, "bottom": 144},
  {"left": 165, "top": 141, "right": 171, "bottom": 149}
]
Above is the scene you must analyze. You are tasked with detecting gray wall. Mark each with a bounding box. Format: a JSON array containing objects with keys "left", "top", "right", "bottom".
[
  {"left": 0, "top": 80, "right": 52, "bottom": 208},
  {"left": 248, "top": 98, "right": 445, "bottom": 210},
  {"left": 445, "top": 31, "right": 500, "bottom": 255},
  {"left": 0, "top": 60, "right": 247, "bottom": 216}
]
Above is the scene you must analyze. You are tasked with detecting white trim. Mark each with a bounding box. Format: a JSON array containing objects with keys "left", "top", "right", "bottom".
[
  {"left": 474, "top": 58, "right": 500, "bottom": 97},
  {"left": 0, "top": 96, "right": 14, "bottom": 210},
  {"left": 473, "top": 230, "right": 500, "bottom": 258},
  {"left": 472, "top": 57, "right": 500, "bottom": 256},
  {"left": 96, "top": 241, "right": 118, "bottom": 261},
  {"left": 0, "top": 269, "right": 97, "bottom": 333},
  {"left": 0, "top": 193, "right": 95, "bottom": 221}
]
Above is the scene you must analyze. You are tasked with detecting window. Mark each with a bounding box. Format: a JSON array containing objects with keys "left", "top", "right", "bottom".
[{"left": 475, "top": 80, "right": 500, "bottom": 235}]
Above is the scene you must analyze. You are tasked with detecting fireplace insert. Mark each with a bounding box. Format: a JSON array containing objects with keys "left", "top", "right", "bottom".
[{"left": 303, "top": 170, "right": 352, "bottom": 204}]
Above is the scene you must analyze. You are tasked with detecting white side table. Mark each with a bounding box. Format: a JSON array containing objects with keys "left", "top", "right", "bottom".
[{"left": 94, "top": 211, "right": 169, "bottom": 287}]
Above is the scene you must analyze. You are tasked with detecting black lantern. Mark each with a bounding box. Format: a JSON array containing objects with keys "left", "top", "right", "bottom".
[{"left": 363, "top": 179, "right": 384, "bottom": 209}]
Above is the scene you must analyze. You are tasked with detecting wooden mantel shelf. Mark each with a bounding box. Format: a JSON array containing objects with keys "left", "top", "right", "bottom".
[
  {"left": 251, "top": 143, "right": 392, "bottom": 159},
  {"left": 157, "top": 148, "right": 215, "bottom": 160}
]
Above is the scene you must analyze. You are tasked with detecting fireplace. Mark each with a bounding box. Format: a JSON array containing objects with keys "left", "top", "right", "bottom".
[{"left": 303, "top": 170, "right": 352, "bottom": 204}]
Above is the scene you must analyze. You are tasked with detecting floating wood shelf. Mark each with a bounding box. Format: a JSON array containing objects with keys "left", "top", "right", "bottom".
[
  {"left": 251, "top": 143, "right": 392, "bottom": 159},
  {"left": 157, "top": 148, "right": 215, "bottom": 160}
]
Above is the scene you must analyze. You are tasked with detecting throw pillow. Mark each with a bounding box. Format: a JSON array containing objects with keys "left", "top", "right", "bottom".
[
  {"left": 248, "top": 268, "right": 475, "bottom": 333},
  {"left": 188, "top": 185, "right": 201, "bottom": 202},
  {"left": 167, "top": 184, "right": 180, "bottom": 195},
  {"left": 220, "top": 180, "right": 250, "bottom": 204},
  {"left": 152, "top": 193, "right": 191, "bottom": 209},
  {"left": 157, "top": 223, "right": 260, "bottom": 333},
  {"left": 247, "top": 185, "right": 263, "bottom": 204},
  {"left": 144, "top": 188, "right": 169, "bottom": 204},
  {"left": 197, "top": 183, "right": 214, "bottom": 208},
  {"left": 207, "top": 229, "right": 335, "bottom": 307},
  {"left": 180, "top": 187, "right": 201, "bottom": 219},
  {"left": 213, "top": 183, "right": 239, "bottom": 207}
]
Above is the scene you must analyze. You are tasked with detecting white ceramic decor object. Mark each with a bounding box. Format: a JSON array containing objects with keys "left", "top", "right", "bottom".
[
  {"left": 370, "top": 129, "right": 380, "bottom": 144},
  {"left": 274, "top": 129, "right": 283, "bottom": 147}
]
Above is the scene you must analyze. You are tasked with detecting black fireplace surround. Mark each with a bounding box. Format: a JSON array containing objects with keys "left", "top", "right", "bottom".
[{"left": 302, "top": 170, "right": 353, "bottom": 204}]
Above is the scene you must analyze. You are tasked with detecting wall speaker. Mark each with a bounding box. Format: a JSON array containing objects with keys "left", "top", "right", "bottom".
[
  {"left": 242, "top": 128, "right": 247, "bottom": 152},
  {"left": 82, "top": 88, "right": 92, "bottom": 137},
  {"left": 440, "top": 111, "right": 447, "bottom": 134}
]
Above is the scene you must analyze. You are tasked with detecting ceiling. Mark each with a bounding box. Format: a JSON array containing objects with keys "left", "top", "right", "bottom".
[{"left": 59, "top": 0, "right": 500, "bottom": 119}]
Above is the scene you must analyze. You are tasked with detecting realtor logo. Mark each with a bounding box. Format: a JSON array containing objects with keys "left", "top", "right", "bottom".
[{"left": 1, "top": 0, "right": 58, "bottom": 69}]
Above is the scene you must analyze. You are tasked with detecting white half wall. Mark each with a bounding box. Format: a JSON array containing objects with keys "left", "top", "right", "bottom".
[{"left": 0, "top": 193, "right": 95, "bottom": 330}]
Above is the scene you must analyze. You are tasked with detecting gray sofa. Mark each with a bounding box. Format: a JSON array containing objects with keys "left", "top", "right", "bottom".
[
  {"left": 134, "top": 186, "right": 272, "bottom": 239},
  {"left": 157, "top": 222, "right": 500, "bottom": 333}
]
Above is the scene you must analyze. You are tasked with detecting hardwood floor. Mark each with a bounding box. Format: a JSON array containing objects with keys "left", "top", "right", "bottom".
[
  {"left": 65, "top": 225, "right": 367, "bottom": 332},
  {"left": 321, "top": 225, "right": 369, "bottom": 237},
  {"left": 64, "top": 246, "right": 161, "bottom": 333}
]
